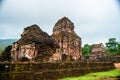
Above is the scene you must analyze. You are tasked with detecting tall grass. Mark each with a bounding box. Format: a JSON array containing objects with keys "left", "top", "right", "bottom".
[{"left": 61, "top": 69, "right": 120, "bottom": 80}]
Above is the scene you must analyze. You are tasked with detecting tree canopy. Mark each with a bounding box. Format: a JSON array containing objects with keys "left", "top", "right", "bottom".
[
  {"left": 82, "top": 44, "right": 91, "bottom": 58},
  {"left": 105, "top": 38, "right": 120, "bottom": 56}
]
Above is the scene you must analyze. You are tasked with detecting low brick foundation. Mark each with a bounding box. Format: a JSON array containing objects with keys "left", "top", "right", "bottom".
[{"left": 0, "top": 62, "right": 115, "bottom": 80}]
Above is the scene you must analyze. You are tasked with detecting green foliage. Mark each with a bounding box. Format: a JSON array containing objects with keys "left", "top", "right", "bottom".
[
  {"left": 117, "top": 42, "right": 120, "bottom": 54},
  {"left": 0, "top": 46, "right": 5, "bottom": 56},
  {"left": 82, "top": 44, "right": 91, "bottom": 58},
  {"left": 106, "top": 38, "right": 117, "bottom": 51},
  {"left": 0, "top": 46, "right": 6, "bottom": 61},
  {"left": 105, "top": 38, "right": 120, "bottom": 56}
]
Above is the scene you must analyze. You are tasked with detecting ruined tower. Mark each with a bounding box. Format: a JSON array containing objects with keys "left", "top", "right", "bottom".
[
  {"left": 52, "top": 17, "right": 82, "bottom": 60},
  {"left": 11, "top": 24, "right": 58, "bottom": 62}
]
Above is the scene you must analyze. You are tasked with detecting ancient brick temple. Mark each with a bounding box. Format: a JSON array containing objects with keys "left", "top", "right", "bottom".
[
  {"left": 11, "top": 42, "right": 37, "bottom": 62},
  {"left": 11, "top": 25, "right": 58, "bottom": 62},
  {"left": 52, "top": 17, "right": 82, "bottom": 60},
  {"left": 89, "top": 43, "right": 107, "bottom": 61},
  {"left": 10, "top": 17, "right": 82, "bottom": 62},
  {"left": 92, "top": 43, "right": 104, "bottom": 53}
]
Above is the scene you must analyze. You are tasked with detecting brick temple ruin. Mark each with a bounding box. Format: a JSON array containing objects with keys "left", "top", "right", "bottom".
[
  {"left": 11, "top": 42, "right": 38, "bottom": 62},
  {"left": 51, "top": 17, "right": 82, "bottom": 61},
  {"left": 10, "top": 17, "right": 82, "bottom": 62},
  {"left": 2, "top": 17, "right": 120, "bottom": 62},
  {"left": 89, "top": 43, "right": 107, "bottom": 61}
]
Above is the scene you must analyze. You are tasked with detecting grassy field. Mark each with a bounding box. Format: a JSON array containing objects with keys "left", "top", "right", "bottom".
[{"left": 61, "top": 69, "right": 120, "bottom": 80}]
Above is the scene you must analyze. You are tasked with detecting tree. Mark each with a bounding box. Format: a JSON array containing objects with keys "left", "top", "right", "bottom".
[
  {"left": 0, "top": 46, "right": 5, "bottom": 56},
  {"left": 117, "top": 42, "right": 120, "bottom": 55},
  {"left": 1, "top": 45, "right": 12, "bottom": 61},
  {"left": 0, "top": 46, "right": 5, "bottom": 61},
  {"left": 82, "top": 44, "right": 91, "bottom": 58},
  {"left": 105, "top": 38, "right": 118, "bottom": 56}
]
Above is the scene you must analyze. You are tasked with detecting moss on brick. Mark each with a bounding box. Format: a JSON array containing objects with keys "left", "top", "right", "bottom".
[{"left": 0, "top": 62, "right": 115, "bottom": 80}]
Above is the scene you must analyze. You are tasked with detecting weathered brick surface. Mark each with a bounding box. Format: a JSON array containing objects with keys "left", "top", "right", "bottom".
[{"left": 0, "top": 62, "right": 115, "bottom": 80}]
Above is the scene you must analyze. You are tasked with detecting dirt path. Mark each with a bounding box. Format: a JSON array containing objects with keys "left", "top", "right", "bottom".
[{"left": 114, "top": 63, "right": 120, "bottom": 69}]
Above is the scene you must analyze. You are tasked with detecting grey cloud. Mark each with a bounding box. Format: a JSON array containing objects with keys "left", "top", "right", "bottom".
[{"left": 0, "top": 0, "right": 120, "bottom": 45}]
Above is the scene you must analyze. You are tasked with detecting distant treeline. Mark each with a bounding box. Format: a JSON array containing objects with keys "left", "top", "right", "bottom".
[
  {"left": 0, "top": 39, "right": 17, "bottom": 52},
  {"left": 0, "top": 39, "right": 17, "bottom": 47}
]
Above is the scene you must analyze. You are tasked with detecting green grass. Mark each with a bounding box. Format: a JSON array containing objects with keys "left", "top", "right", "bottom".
[{"left": 61, "top": 69, "right": 120, "bottom": 80}]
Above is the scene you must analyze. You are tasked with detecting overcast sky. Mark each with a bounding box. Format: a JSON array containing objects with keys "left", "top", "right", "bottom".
[{"left": 0, "top": 0, "right": 120, "bottom": 46}]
